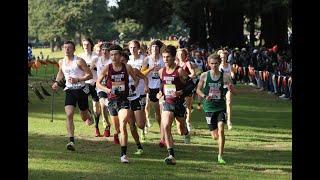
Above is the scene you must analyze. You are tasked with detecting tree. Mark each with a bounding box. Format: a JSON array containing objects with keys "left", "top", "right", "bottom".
[
  {"left": 260, "top": 0, "right": 289, "bottom": 49},
  {"left": 28, "top": 0, "right": 67, "bottom": 51},
  {"left": 114, "top": 18, "right": 143, "bottom": 42},
  {"left": 29, "top": 0, "right": 117, "bottom": 51},
  {"left": 113, "top": 0, "right": 174, "bottom": 37}
]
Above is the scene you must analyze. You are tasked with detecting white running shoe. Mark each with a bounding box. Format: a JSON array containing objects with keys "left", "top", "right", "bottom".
[
  {"left": 120, "top": 155, "right": 129, "bottom": 163},
  {"left": 164, "top": 155, "right": 176, "bottom": 165},
  {"left": 66, "top": 142, "right": 75, "bottom": 151}
]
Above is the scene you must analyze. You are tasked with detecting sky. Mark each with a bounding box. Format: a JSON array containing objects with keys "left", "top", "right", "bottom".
[{"left": 108, "top": 0, "right": 118, "bottom": 7}]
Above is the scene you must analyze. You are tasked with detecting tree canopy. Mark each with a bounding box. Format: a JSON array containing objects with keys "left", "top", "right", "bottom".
[{"left": 29, "top": 0, "right": 291, "bottom": 50}]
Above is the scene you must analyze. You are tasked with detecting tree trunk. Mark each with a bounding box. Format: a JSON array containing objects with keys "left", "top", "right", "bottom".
[
  {"left": 211, "top": 6, "right": 224, "bottom": 48},
  {"left": 249, "top": 1, "right": 256, "bottom": 48},
  {"left": 211, "top": 0, "right": 244, "bottom": 49},
  {"left": 50, "top": 40, "right": 54, "bottom": 52},
  {"left": 274, "top": 5, "right": 288, "bottom": 50},
  {"left": 249, "top": 18, "right": 255, "bottom": 47},
  {"left": 188, "top": 1, "right": 207, "bottom": 49},
  {"left": 199, "top": 2, "right": 207, "bottom": 49},
  {"left": 227, "top": 2, "right": 244, "bottom": 48},
  {"left": 206, "top": 4, "right": 214, "bottom": 48},
  {"left": 56, "top": 36, "right": 62, "bottom": 51},
  {"left": 261, "top": 4, "right": 288, "bottom": 50}
]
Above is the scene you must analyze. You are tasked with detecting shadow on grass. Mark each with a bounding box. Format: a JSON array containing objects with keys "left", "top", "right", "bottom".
[{"left": 29, "top": 133, "right": 291, "bottom": 174}]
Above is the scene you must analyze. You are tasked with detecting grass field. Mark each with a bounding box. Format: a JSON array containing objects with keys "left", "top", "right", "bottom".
[{"left": 28, "top": 76, "right": 292, "bottom": 179}]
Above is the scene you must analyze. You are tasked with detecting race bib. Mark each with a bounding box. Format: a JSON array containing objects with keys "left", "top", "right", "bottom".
[
  {"left": 128, "top": 85, "right": 136, "bottom": 97},
  {"left": 209, "top": 87, "right": 221, "bottom": 100},
  {"left": 152, "top": 71, "right": 159, "bottom": 79},
  {"left": 111, "top": 81, "right": 125, "bottom": 93},
  {"left": 164, "top": 84, "right": 176, "bottom": 98},
  {"left": 139, "top": 96, "right": 146, "bottom": 106},
  {"left": 82, "top": 84, "right": 90, "bottom": 94}
]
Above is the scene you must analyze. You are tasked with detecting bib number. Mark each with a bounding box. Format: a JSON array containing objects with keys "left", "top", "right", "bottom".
[
  {"left": 164, "top": 84, "right": 176, "bottom": 98},
  {"left": 209, "top": 87, "right": 221, "bottom": 100},
  {"left": 152, "top": 72, "right": 159, "bottom": 79},
  {"left": 112, "top": 81, "right": 125, "bottom": 94},
  {"left": 82, "top": 84, "right": 90, "bottom": 94}
]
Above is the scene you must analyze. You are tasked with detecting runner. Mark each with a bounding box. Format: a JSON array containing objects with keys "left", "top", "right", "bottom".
[
  {"left": 219, "top": 50, "right": 235, "bottom": 130},
  {"left": 51, "top": 40, "right": 93, "bottom": 151},
  {"left": 94, "top": 43, "right": 113, "bottom": 137},
  {"left": 176, "top": 48, "right": 196, "bottom": 132},
  {"left": 157, "top": 45, "right": 196, "bottom": 165},
  {"left": 128, "top": 40, "right": 148, "bottom": 142},
  {"left": 141, "top": 40, "right": 166, "bottom": 147},
  {"left": 121, "top": 52, "right": 149, "bottom": 155},
  {"left": 196, "top": 53, "right": 235, "bottom": 164},
  {"left": 78, "top": 38, "right": 101, "bottom": 137},
  {"left": 96, "top": 44, "right": 139, "bottom": 163}
]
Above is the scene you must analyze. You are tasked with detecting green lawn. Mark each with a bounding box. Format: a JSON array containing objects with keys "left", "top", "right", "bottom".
[{"left": 28, "top": 82, "right": 291, "bottom": 179}]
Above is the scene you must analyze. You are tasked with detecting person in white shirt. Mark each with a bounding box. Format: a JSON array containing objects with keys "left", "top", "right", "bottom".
[
  {"left": 92, "top": 43, "right": 113, "bottom": 137},
  {"left": 52, "top": 41, "right": 93, "bottom": 151},
  {"left": 78, "top": 38, "right": 101, "bottom": 137},
  {"left": 140, "top": 40, "right": 166, "bottom": 147}
]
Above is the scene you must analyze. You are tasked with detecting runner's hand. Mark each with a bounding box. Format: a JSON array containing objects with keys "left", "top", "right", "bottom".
[
  {"left": 52, "top": 82, "right": 59, "bottom": 92},
  {"left": 156, "top": 91, "right": 163, "bottom": 99}
]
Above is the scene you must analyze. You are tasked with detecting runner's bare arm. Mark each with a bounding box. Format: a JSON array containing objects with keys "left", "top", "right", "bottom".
[
  {"left": 175, "top": 68, "right": 193, "bottom": 97},
  {"left": 126, "top": 64, "right": 139, "bottom": 86},
  {"left": 96, "top": 64, "right": 111, "bottom": 93},
  {"left": 141, "top": 56, "right": 154, "bottom": 75},
  {"left": 134, "top": 68, "right": 149, "bottom": 93},
  {"left": 156, "top": 68, "right": 164, "bottom": 99},
  {"left": 76, "top": 58, "right": 93, "bottom": 82},
  {"left": 224, "top": 73, "right": 236, "bottom": 94},
  {"left": 186, "top": 61, "right": 196, "bottom": 79},
  {"left": 52, "top": 59, "right": 64, "bottom": 90},
  {"left": 55, "top": 59, "right": 64, "bottom": 82},
  {"left": 90, "top": 56, "right": 98, "bottom": 71},
  {"left": 196, "top": 72, "right": 207, "bottom": 99}
]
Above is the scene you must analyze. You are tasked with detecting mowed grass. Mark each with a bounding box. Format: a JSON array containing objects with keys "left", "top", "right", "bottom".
[{"left": 28, "top": 81, "right": 291, "bottom": 179}]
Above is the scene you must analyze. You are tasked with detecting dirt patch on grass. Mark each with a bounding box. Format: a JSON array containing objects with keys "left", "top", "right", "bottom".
[{"left": 252, "top": 167, "right": 292, "bottom": 173}]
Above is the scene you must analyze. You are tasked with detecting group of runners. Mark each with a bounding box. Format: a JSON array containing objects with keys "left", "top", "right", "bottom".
[{"left": 51, "top": 38, "right": 235, "bottom": 165}]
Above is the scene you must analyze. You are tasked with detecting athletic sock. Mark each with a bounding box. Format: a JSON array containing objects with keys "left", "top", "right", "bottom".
[
  {"left": 168, "top": 148, "right": 175, "bottom": 157},
  {"left": 136, "top": 142, "right": 143, "bottom": 150},
  {"left": 94, "top": 113, "right": 100, "bottom": 128},
  {"left": 69, "top": 137, "right": 74, "bottom": 143},
  {"left": 121, "top": 146, "right": 127, "bottom": 156}
]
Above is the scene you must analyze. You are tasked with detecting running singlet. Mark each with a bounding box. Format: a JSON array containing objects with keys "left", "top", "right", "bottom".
[
  {"left": 127, "top": 75, "right": 140, "bottom": 101},
  {"left": 61, "top": 56, "right": 85, "bottom": 89},
  {"left": 105, "top": 63, "right": 129, "bottom": 100},
  {"left": 96, "top": 57, "right": 112, "bottom": 93},
  {"left": 161, "top": 66, "right": 184, "bottom": 104},
  {"left": 79, "top": 52, "right": 99, "bottom": 85},
  {"left": 147, "top": 56, "right": 164, "bottom": 89},
  {"left": 202, "top": 71, "right": 226, "bottom": 112},
  {"left": 219, "top": 63, "right": 232, "bottom": 88},
  {"left": 128, "top": 54, "right": 145, "bottom": 95}
]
